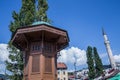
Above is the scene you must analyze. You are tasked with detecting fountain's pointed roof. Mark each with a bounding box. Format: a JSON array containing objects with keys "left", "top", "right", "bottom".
[
  {"left": 11, "top": 21, "right": 70, "bottom": 51},
  {"left": 32, "top": 21, "right": 51, "bottom": 26}
]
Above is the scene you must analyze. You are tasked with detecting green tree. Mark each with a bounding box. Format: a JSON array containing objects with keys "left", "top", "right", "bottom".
[
  {"left": 6, "top": 11, "right": 24, "bottom": 80},
  {"left": 20, "top": 0, "right": 36, "bottom": 26},
  {"left": 36, "top": 0, "right": 50, "bottom": 22},
  {"left": 93, "top": 47, "right": 103, "bottom": 77},
  {"left": 86, "top": 46, "right": 95, "bottom": 79},
  {"left": 5, "top": 0, "right": 36, "bottom": 80}
]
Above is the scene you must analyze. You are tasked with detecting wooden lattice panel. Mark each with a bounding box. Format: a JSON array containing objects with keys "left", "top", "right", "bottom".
[
  {"left": 25, "top": 76, "right": 28, "bottom": 80},
  {"left": 45, "top": 57, "right": 52, "bottom": 72},
  {"left": 32, "top": 55, "right": 40, "bottom": 72}
]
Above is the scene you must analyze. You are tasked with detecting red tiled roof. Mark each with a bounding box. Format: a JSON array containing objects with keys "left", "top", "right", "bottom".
[
  {"left": 68, "top": 75, "right": 75, "bottom": 78},
  {"left": 57, "top": 62, "right": 67, "bottom": 69}
]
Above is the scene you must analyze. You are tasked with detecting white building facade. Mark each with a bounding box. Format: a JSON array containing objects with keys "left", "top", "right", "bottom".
[{"left": 57, "top": 62, "right": 68, "bottom": 80}]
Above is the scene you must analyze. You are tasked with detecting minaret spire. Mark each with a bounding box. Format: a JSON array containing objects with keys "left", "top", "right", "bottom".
[
  {"left": 102, "top": 27, "right": 106, "bottom": 35},
  {"left": 102, "top": 28, "right": 116, "bottom": 69}
]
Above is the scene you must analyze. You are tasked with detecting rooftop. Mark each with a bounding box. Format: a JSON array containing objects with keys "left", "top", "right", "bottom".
[
  {"left": 57, "top": 62, "right": 67, "bottom": 69},
  {"left": 32, "top": 21, "right": 51, "bottom": 26}
]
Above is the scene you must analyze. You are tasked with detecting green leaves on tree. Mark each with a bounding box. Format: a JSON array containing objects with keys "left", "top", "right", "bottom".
[{"left": 86, "top": 46, "right": 103, "bottom": 79}]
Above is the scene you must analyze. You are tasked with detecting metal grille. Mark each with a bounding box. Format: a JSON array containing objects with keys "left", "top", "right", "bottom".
[
  {"left": 45, "top": 57, "right": 52, "bottom": 72},
  {"left": 44, "top": 42, "right": 52, "bottom": 53},
  {"left": 31, "top": 42, "right": 42, "bottom": 53},
  {"left": 32, "top": 55, "right": 40, "bottom": 72}
]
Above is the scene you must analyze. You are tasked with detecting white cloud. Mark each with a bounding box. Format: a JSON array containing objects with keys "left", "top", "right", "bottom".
[
  {"left": 100, "top": 53, "right": 107, "bottom": 58},
  {"left": 0, "top": 43, "right": 10, "bottom": 74},
  {"left": 58, "top": 47, "right": 87, "bottom": 66},
  {"left": 114, "top": 54, "right": 120, "bottom": 62},
  {"left": 0, "top": 44, "right": 9, "bottom": 62},
  {"left": 0, "top": 63, "right": 6, "bottom": 74}
]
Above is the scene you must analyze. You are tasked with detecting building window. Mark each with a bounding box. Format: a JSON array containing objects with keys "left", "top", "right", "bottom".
[
  {"left": 32, "top": 55, "right": 40, "bottom": 72},
  {"left": 31, "top": 42, "right": 41, "bottom": 52},
  {"left": 44, "top": 42, "right": 52, "bottom": 53},
  {"left": 57, "top": 78, "right": 60, "bottom": 80},
  {"left": 58, "top": 71, "right": 60, "bottom": 74},
  {"left": 32, "top": 45, "right": 41, "bottom": 51},
  {"left": 63, "top": 71, "right": 65, "bottom": 75}
]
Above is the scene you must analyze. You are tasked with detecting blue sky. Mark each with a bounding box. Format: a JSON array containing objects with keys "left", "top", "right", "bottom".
[{"left": 0, "top": 0, "right": 120, "bottom": 72}]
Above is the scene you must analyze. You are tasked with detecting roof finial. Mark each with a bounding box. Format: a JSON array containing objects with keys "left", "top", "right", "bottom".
[{"left": 102, "top": 27, "right": 106, "bottom": 35}]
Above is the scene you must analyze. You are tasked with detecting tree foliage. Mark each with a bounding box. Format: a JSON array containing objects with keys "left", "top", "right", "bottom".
[
  {"left": 36, "top": 0, "right": 50, "bottom": 22},
  {"left": 86, "top": 46, "right": 104, "bottom": 79},
  {"left": 93, "top": 47, "right": 103, "bottom": 77},
  {"left": 20, "top": 0, "right": 36, "bottom": 26},
  {"left": 6, "top": 0, "right": 50, "bottom": 80},
  {"left": 86, "top": 46, "right": 95, "bottom": 79}
]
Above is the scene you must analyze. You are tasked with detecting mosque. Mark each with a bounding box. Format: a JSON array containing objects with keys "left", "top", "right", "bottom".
[{"left": 103, "top": 28, "right": 120, "bottom": 69}]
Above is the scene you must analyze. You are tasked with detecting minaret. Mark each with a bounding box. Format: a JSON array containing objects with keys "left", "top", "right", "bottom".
[{"left": 102, "top": 28, "right": 116, "bottom": 69}]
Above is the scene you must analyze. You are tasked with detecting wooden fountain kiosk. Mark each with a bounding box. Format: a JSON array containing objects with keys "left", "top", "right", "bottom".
[{"left": 11, "top": 21, "right": 69, "bottom": 80}]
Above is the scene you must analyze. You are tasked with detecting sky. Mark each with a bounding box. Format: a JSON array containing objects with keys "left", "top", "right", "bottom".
[{"left": 0, "top": 0, "right": 120, "bottom": 74}]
